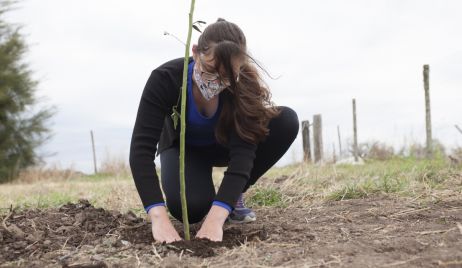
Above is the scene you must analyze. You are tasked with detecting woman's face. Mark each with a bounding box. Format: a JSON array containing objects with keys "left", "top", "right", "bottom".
[
  {"left": 196, "top": 52, "right": 242, "bottom": 87},
  {"left": 192, "top": 45, "right": 244, "bottom": 100}
]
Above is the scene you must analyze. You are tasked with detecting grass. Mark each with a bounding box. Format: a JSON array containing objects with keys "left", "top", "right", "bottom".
[
  {"left": 0, "top": 157, "right": 461, "bottom": 214},
  {"left": 247, "top": 187, "right": 286, "bottom": 207},
  {"left": 0, "top": 173, "right": 138, "bottom": 213},
  {"left": 246, "top": 156, "right": 461, "bottom": 206}
]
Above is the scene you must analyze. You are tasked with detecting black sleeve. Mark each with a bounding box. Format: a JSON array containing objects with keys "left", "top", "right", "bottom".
[
  {"left": 214, "top": 130, "right": 257, "bottom": 209},
  {"left": 129, "top": 69, "right": 175, "bottom": 208}
]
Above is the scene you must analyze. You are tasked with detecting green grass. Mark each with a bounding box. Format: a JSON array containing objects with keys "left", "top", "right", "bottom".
[
  {"left": 328, "top": 182, "right": 373, "bottom": 201},
  {"left": 247, "top": 187, "right": 286, "bottom": 207},
  {"left": 0, "top": 157, "right": 460, "bottom": 212},
  {"left": 34, "top": 191, "right": 76, "bottom": 208},
  {"left": 328, "top": 175, "right": 409, "bottom": 201},
  {"left": 250, "top": 156, "right": 461, "bottom": 205},
  {"left": 0, "top": 175, "right": 138, "bottom": 214}
]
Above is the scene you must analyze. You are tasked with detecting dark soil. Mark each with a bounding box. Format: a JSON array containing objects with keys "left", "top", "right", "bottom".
[
  {"left": 1, "top": 196, "right": 461, "bottom": 267},
  {"left": 0, "top": 199, "right": 267, "bottom": 266}
]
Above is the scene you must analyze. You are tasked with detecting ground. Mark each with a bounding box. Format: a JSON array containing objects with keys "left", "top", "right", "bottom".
[
  {"left": 1, "top": 195, "right": 461, "bottom": 267},
  {"left": 1, "top": 159, "right": 462, "bottom": 267}
]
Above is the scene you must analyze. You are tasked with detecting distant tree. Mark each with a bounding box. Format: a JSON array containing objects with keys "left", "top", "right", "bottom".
[{"left": 0, "top": 1, "right": 55, "bottom": 182}]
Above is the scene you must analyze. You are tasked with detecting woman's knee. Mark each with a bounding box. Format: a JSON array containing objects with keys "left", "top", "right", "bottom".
[{"left": 274, "top": 106, "right": 299, "bottom": 140}]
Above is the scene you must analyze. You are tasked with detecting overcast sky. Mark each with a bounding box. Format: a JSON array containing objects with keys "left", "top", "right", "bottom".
[{"left": 6, "top": 0, "right": 462, "bottom": 173}]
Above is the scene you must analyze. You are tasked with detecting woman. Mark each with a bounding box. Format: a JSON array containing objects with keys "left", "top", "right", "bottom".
[{"left": 129, "top": 18, "right": 299, "bottom": 243}]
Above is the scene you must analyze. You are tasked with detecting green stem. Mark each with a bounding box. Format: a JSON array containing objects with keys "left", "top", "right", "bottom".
[{"left": 179, "top": 0, "right": 195, "bottom": 241}]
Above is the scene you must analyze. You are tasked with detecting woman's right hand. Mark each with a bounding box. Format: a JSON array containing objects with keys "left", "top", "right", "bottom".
[{"left": 148, "top": 206, "right": 182, "bottom": 243}]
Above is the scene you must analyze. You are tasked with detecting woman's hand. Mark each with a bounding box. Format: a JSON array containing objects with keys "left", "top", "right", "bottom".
[
  {"left": 196, "top": 205, "right": 229, "bottom": 241},
  {"left": 148, "top": 206, "right": 182, "bottom": 243}
]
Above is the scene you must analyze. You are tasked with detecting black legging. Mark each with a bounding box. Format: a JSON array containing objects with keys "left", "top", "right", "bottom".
[{"left": 160, "top": 106, "right": 299, "bottom": 223}]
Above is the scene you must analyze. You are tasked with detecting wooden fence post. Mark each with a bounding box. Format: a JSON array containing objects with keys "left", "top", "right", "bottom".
[
  {"left": 352, "top": 99, "right": 358, "bottom": 162},
  {"left": 302, "top": 120, "right": 312, "bottom": 163},
  {"left": 90, "top": 130, "right": 97, "bottom": 174},
  {"left": 332, "top": 143, "right": 336, "bottom": 163},
  {"left": 313, "top": 114, "right": 323, "bottom": 163},
  {"left": 337, "top": 125, "right": 342, "bottom": 158},
  {"left": 423, "top": 64, "right": 432, "bottom": 158}
]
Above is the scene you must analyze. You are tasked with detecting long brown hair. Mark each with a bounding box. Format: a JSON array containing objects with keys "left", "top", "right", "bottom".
[{"left": 196, "top": 18, "right": 280, "bottom": 144}]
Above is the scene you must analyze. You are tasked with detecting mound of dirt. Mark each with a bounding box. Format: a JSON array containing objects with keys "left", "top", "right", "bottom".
[{"left": 0, "top": 199, "right": 267, "bottom": 266}]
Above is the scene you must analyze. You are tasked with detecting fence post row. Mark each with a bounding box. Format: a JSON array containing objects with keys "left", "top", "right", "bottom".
[{"left": 298, "top": 65, "right": 439, "bottom": 163}]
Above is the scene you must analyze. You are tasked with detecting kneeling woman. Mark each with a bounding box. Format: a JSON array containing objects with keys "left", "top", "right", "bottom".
[{"left": 129, "top": 18, "right": 299, "bottom": 243}]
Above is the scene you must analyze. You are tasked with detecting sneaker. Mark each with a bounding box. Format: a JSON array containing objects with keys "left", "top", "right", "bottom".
[{"left": 227, "top": 194, "right": 256, "bottom": 223}]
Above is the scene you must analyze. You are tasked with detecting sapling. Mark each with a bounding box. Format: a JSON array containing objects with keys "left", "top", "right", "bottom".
[
  {"left": 178, "top": 0, "right": 196, "bottom": 241},
  {"left": 169, "top": 0, "right": 205, "bottom": 241}
]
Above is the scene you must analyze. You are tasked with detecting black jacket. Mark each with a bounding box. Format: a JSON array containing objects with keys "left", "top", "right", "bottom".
[{"left": 129, "top": 57, "right": 257, "bottom": 209}]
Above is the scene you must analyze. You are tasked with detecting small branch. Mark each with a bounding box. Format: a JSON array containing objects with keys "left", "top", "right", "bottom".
[
  {"left": 456, "top": 222, "right": 462, "bottom": 235},
  {"left": 120, "top": 222, "right": 145, "bottom": 229},
  {"left": 163, "top": 31, "right": 186, "bottom": 46},
  {"left": 1, "top": 211, "right": 12, "bottom": 233},
  {"left": 151, "top": 244, "right": 163, "bottom": 261},
  {"left": 416, "top": 227, "right": 456, "bottom": 235},
  {"left": 25, "top": 241, "right": 38, "bottom": 250},
  {"left": 110, "top": 245, "right": 132, "bottom": 254},
  {"left": 389, "top": 207, "right": 431, "bottom": 218},
  {"left": 63, "top": 261, "right": 108, "bottom": 268},
  {"left": 76, "top": 232, "right": 88, "bottom": 249},
  {"left": 383, "top": 257, "right": 419, "bottom": 267},
  {"left": 135, "top": 252, "right": 141, "bottom": 267},
  {"left": 61, "top": 236, "right": 71, "bottom": 250},
  {"left": 438, "top": 259, "right": 462, "bottom": 266}
]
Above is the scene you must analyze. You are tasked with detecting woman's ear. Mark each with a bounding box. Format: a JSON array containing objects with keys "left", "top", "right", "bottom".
[{"left": 192, "top": 44, "right": 199, "bottom": 59}]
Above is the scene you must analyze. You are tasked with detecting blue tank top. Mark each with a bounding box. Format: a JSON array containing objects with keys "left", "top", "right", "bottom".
[{"left": 185, "top": 61, "right": 222, "bottom": 146}]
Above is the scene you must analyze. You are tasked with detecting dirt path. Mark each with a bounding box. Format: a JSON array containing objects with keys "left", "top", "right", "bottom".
[{"left": 1, "top": 197, "right": 461, "bottom": 267}]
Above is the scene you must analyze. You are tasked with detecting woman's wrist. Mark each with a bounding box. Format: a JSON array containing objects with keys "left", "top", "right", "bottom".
[
  {"left": 205, "top": 205, "right": 230, "bottom": 225},
  {"left": 148, "top": 205, "right": 169, "bottom": 220}
]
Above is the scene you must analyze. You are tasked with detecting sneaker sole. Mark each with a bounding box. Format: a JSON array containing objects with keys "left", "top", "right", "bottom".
[{"left": 227, "top": 215, "right": 256, "bottom": 224}]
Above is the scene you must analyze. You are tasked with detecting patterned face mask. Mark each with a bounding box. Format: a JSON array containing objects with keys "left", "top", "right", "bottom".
[{"left": 193, "top": 60, "right": 229, "bottom": 101}]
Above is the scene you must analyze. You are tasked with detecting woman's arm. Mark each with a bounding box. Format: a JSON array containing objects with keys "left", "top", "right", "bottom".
[
  {"left": 129, "top": 67, "right": 178, "bottom": 210},
  {"left": 196, "top": 131, "right": 257, "bottom": 241},
  {"left": 214, "top": 130, "right": 258, "bottom": 209}
]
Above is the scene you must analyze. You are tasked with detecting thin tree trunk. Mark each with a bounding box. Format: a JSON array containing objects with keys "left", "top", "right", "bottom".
[{"left": 179, "top": 0, "right": 196, "bottom": 240}]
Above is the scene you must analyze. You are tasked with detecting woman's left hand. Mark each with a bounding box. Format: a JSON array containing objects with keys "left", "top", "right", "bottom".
[{"left": 196, "top": 205, "right": 229, "bottom": 241}]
